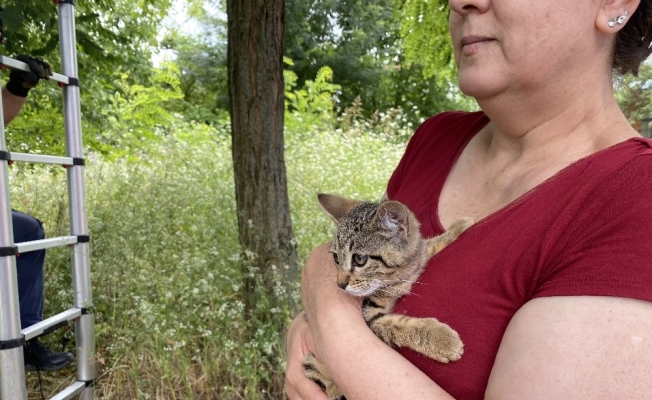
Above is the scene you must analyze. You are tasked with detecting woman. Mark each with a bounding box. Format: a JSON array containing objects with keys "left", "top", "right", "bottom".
[{"left": 285, "top": 0, "right": 652, "bottom": 399}]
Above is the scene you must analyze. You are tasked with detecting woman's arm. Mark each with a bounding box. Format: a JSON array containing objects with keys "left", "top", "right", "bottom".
[
  {"left": 286, "top": 243, "right": 455, "bottom": 400},
  {"left": 2, "top": 87, "right": 27, "bottom": 126},
  {"left": 2, "top": 54, "right": 52, "bottom": 126},
  {"left": 486, "top": 295, "right": 652, "bottom": 399},
  {"left": 287, "top": 244, "right": 652, "bottom": 400}
]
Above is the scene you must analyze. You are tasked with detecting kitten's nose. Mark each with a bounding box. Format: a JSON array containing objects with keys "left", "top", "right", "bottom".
[{"left": 336, "top": 273, "right": 349, "bottom": 290}]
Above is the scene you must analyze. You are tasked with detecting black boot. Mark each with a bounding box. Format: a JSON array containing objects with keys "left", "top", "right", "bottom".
[{"left": 23, "top": 338, "right": 73, "bottom": 371}]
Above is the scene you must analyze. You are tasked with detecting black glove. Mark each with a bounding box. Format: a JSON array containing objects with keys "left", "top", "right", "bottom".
[{"left": 6, "top": 54, "right": 53, "bottom": 97}]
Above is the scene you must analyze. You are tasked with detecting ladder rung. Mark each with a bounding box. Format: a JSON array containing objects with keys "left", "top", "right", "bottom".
[
  {"left": 6, "top": 152, "right": 73, "bottom": 166},
  {"left": 16, "top": 236, "right": 78, "bottom": 254},
  {"left": 48, "top": 381, "right": 86, "bottom": 400},
  {"left": 0, "top": 55, "right": 70, "bottom": 86},
  {"left": 22, "top": 308, "right": 81, "bottom": 341}
]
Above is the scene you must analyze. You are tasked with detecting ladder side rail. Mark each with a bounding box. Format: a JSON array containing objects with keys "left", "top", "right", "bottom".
[
  {"left": 59, "top": 2, "right": 97, "bottom": 398},
  {"left": 0, "top": 60, "right": 28, "bottom": 399}
]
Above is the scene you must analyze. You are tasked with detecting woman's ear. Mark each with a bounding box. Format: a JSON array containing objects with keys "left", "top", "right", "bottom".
[{"left": 596, "top": 0, "right": 642, "bottom": 33}]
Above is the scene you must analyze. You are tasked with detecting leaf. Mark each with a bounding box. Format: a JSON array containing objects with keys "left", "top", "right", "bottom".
[{"left": 1, "top": 6, "right": 24, "bottom": 32}]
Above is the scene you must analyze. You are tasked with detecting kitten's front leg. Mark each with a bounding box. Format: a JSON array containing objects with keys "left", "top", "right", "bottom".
[
  {"left": 426, "top": 217, "right": 474, "bottom": 256},
  {"left": 369, "top": 314, "right": 464, "bottom": 363}
]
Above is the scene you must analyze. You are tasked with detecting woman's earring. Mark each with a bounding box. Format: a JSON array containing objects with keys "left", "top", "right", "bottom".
[{"left": 609, "top": 10, "right": 629, "bottom": 28}]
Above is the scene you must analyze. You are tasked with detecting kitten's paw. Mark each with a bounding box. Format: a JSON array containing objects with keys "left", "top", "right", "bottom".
[
  {"left": 448, "top": 217, "right": 474, "bottom": 238},
  {"left": 426, "top": 217, "right": 474, "bottom": 256},
  {"left": 415, "top": 318, "right": 464, "bottom": 363}
]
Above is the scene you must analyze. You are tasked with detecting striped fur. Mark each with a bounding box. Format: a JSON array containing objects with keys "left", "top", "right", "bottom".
[{"left": 302, "top": 194, "right": 472, "bottom": 400}]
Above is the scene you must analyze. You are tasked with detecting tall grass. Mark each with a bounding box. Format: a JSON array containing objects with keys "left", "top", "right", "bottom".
[{"left": 10, "top": 120, "right": 405, "bottom": 399}]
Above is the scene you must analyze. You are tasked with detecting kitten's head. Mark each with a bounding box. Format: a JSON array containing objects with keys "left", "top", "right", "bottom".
[{"left": 318, "top": 193, "right": 424, "bottom": 297}]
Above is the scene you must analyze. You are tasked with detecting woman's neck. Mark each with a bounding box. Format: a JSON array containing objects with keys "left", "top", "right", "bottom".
[
  {"left": 437, "top": 92, "right": 640, "bottom": 229},
  {"left": 476, "top": 83, "right": 638, "bottom": 165}
]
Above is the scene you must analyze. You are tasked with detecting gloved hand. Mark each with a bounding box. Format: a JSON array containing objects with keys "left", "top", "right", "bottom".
[{"left": 6, "top": 54, "right": 53, "bottom": 97}]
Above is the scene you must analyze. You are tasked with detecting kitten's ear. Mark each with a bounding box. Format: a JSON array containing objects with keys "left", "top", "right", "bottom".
[
  {"left": 317, "top": 193, "right": 361, "bottom": 223},
  {"left": 375, "top": 201, "right": 410, "bottom": 235}
]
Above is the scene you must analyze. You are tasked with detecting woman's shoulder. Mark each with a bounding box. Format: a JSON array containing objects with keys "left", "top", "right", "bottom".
[
  {"left": 598, "top": 137, "right": 652, "bottom": 201},
  {"left": 550, "top": 137, "right": 652, "bottom": 192},
  {"left": 588, "top": 137, "right": 652, "bottom": 188}
]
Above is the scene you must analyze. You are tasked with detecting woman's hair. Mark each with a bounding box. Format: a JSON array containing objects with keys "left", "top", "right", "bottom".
[{"left": 614, "top": 1, "right": 652, "bottom": 75}]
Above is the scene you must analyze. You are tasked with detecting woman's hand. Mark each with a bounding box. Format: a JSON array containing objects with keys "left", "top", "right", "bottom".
[
  {"left": 284, "top": 312, "right": 330, "bottom": 400},
  {"left": 285, "top": 243, "right": 361, "bottom": 399}
]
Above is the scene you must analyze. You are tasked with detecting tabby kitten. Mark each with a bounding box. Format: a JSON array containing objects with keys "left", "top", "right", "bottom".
[{"left": 302, "top": 193, "right": 472, "bottom": 400}]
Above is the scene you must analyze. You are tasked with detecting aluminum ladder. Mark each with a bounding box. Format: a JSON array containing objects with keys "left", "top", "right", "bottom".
[{"left": 0, "top": 1, "right": 96, "bottom": 399}]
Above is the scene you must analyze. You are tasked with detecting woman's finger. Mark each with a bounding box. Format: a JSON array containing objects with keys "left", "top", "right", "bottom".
[{"left": 285, "top": 313, "right": 331, "bottom": 400}]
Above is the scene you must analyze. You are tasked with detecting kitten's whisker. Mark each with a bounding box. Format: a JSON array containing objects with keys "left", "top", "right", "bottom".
[
  {"left": 376, "top": 289, "right": 422, "bottom": 299},
  {"left": 375, "top": 286, "right": 411, "bottom": 297},
  {"left": 375, "top": 278, "right": 414, "bottom": 283}
]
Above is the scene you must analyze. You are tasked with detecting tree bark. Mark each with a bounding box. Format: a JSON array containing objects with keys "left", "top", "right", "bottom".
[{"left": 226, "top": 0, "right": 298, "bottom": 316}]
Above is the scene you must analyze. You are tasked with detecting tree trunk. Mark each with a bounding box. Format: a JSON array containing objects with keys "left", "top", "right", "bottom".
[{"left": 226, "top": 0, "right": 298, "bottom": 317}]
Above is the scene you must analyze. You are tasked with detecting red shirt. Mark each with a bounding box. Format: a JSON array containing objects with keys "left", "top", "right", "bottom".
[{"left": 387, "top": 111, "right": 652, "bottom": 400}]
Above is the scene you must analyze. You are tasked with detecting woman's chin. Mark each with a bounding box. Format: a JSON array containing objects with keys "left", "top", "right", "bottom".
[
  {"left": 457, "top": 68, "right": 509, "bottom": 100},
  {"left": 458, "top": 80, "right": 504, "bottom": 102}
]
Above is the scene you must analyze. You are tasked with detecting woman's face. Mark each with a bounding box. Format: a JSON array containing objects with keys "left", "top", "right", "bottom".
[{"left": 448, "top": 0, "right": 606, "bottom": 100}]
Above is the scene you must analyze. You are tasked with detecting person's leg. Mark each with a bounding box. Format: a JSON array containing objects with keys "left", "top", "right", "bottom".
[
  {"left": 11, "top": 210, "right": 73, "bottom": 371},
  {"left": 11, "top": 210, "right": 45, "bottom": 329}
]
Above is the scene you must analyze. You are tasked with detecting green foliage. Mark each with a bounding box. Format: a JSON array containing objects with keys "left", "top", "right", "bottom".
[
  {"left": 282, "top": 57, "right": 477, "bottom": 141},
  {"left": 1, "top": 0, "right": 171, "bottom": 75},
  {"left": 159, "top": 6, "right": 229, "bottom": 125},
  {"left": 2, "top": 84, "right": 66, "bottom": 154},
  {"left": 4, "top": 63, "right": 186, "bottom": 158},
  {"left": 394, "top": 0, "right": 454, "bottom": 80},
  {"left": 2, "top": 0, "right": 477, "bottom": 158},
  {"left": 615, "top": 63, "right": 652, "bottom": 125},
  {"left": 284, "top": 0, "right": 473, "bottom": 128},
  {"left": 11, "top": 110, "right": 404, "bottom": 398},
  {"left": 1, "top": 0, "right": 174, "bottom": 156},
  {"left": 92, "top": 62, "right": 185, "bottom": 158},
  {"left": 285, "top": 0, "right": 392, "bottom": 110},
  {"left": 284, "top": 58, "right": 341, "bottom": 132},
  {"left": 392, "top": 0, "right": 478, "bottom": 113},
  {"left": 335, "top": 96, "right": 416, "bottom": 143}
]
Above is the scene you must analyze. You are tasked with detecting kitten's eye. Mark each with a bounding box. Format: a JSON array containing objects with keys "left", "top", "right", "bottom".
[
  {"left": 332, "top": 252, "right": 340, "bottom": 265},
  {"left": 352, "top": 254, "right": 368, "bottom": 266}
]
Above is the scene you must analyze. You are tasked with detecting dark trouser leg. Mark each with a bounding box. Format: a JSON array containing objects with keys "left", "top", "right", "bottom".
[
  {"left": 11, "top": 210, "right": 45, "bottom": 330},
  {"left": 11, "top": 211, "right": 72, "bottom": 371}
]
